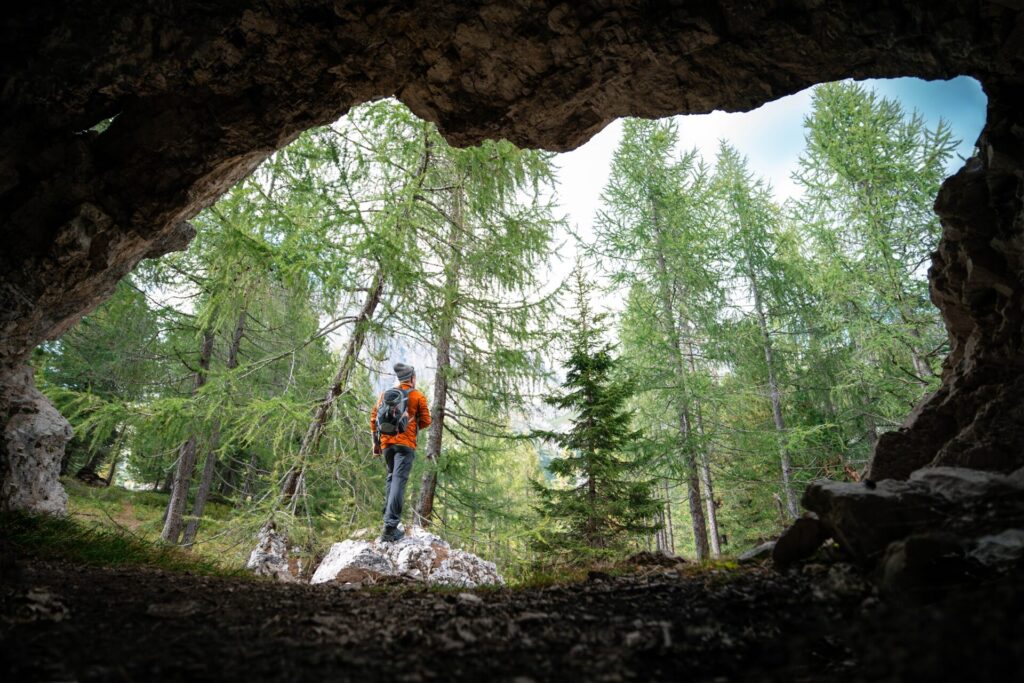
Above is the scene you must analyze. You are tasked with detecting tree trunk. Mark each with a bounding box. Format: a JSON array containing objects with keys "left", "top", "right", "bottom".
[
  {"left": 749, "top": 264, "right": 799, "bottom": 519},
  {"left": 415, "top": 185, "right": 464, "bottom": 528},
  {"left": 104, "top": 443, "right": 121, "bottom": 487},
  {"left": 75, "top": 449, "right": 106, "bottom": 482},
  {"left": 75, "top": 429, "right": 118, "bottom": 484},
  {"left": 664, "top": 479, "right": 675, "bottom": 554},
  {"left": 162, "top": 435, "right": 199, "bottom": 544},
  {"left": 279, "top": 270, "right": 384, "bottom": 508},
  {"left": 863, "top": 394, "right": 879, "bottom": 451},
  {"left": 413, "top": 312, "right": 452, "bottom": 527},
  {"left": 218, "top": 453, "right": 239, "bottom": 496},
  {"left": 907, "top": 325, "right": 936, "bottom": 383},
  {"left": 686, "top": 344, "right": 721, "bottom": 558},
  {"left": 698, "top": 448, "right": 720, "bottom": 557},
  {"left": 469, "top": 453, "right": 477, "bottom": 551},
  {"left": 654, "top": 485, "right": 670, "bottom": 554},
  {"left": 239, "top": 451, "right": 259, "bottom": 504},
  {"left": 586, "top": 469, "right": 598, "bottom": 547},
  {"left": 182, "top": 309, "right": 246, "bottom": 547},
  {"left": 681, "top": 424, "right": 709, "bottom": 560},
  {"left": 161, "top": 328, "right": 215, "bottom": 544},
  {"left": 653, "top": 252, "right": 710, "bottom": 559}
]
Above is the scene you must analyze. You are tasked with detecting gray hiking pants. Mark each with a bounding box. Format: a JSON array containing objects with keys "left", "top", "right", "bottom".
[{"left": 383, "top": 445, "right": 416, "bottom": 529}]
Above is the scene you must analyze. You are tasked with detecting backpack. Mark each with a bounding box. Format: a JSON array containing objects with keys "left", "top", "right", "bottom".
[{"left": 376, "top": 387, "right": 412, "bottom": 435}]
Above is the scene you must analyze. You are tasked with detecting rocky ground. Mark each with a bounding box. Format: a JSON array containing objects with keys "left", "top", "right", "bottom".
[{"left": 3, "top": 550, "right": 1022, "bottom": 682}]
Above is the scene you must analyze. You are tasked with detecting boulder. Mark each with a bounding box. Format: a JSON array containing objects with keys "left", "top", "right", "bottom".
[
  {"left": 877, "top": 527, "right": 1024, "bottom": 594},
  {"left": 968, "top": 529, "right": 1024, "bottom": 570},
  {"left": 879, "top": 533, "right": 972, "bottom": 594},
  {"left": 1, "top": 365, "right": 71, "bottom": 514},
  {"left": 311, "top": 526, "right": 503, "bottom": 588},
  {"left": 246, "top": 522, "right": 302, "bottom": 583},
  {"left": 771, "top": 516, "right": 831, "bottom": 569},
  {"left": 803, "top": 466, "right": 1024, "bottom": 566}
]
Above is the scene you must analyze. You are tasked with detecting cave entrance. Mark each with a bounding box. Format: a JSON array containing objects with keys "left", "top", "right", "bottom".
[
  {"left": 4, "top": 3, "right": 1024, "bottom": 677},
  {"left": 34, "top": 74, "right": 989, "bottom": 571}
]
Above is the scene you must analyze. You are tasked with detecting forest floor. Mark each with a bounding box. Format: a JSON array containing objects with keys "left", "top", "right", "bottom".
[{"left": 3, "top": 527, "right": 1023, "bottom": 682}]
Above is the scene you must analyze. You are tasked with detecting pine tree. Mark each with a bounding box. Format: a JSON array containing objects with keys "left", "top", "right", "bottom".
[{"left": 531, "top": 269, "right": 660, "bottom": 562}]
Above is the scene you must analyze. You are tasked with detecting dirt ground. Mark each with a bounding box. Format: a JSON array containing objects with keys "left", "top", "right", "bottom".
[{"left": 2, "top": 554, "right": 1022, "bottom": 682}]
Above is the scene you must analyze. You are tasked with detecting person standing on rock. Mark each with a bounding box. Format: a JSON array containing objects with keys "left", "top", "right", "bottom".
[{"left": 370, "top": 362, "right": 431, "bottom": 543}]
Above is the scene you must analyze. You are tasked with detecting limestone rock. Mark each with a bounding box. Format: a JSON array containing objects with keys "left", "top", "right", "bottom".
[
  {"left": 879, "top": 533, "right": 971, "bottom": 593},
  {"left": 246, "top": 522, "right": 302, "bottom": 583},
  {"left": 311, "top": 526, "right": 504, "bottom": 588},
  {"left": 0, "top": 365, "right": 71, "bottom": 514},
  {"left": 878, "top": 526, "right": 1024, "bottom": 593},
  {"left": 969, "top": 529, "right": 1024, "bottom": 569}
]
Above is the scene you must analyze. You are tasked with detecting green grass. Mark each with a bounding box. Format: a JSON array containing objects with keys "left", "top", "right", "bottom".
[
  {"left": 14, "top": 480, "right": 752, "bottom": 587},
  {"left": 62, "top": 477, "right": 257, "bottom": 569},
  {"left": 0, "top": 511, "right": 248, "bottom": 577}
]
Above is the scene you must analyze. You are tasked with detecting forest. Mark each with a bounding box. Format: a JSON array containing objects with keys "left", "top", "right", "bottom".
[{"left": 36, "top": 81, "right": 957, "bottom": 577}]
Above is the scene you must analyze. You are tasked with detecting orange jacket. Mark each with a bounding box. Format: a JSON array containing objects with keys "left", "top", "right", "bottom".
[{"left": 370, "top": 382, "right": 431, "bottom": 451}]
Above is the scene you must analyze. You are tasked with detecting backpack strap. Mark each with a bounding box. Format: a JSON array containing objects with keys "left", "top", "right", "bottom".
[{"left": 403, "top": 388, "right": 417, "bottom": 434}]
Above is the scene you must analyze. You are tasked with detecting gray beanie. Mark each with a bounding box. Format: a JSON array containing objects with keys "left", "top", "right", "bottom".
[{"left": 394, "top": 363, "right": 415, "bottom": 381}]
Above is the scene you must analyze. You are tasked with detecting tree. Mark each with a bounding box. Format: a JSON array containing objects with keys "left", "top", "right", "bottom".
[
  {"left": 593, "top": 118, "right": 720, "bottom": 560},
  {"left": 714, "top": 142, "right": 800, "bottom": 518},
  {"left": 37, "top": 278, "right": 166, "bottom": 483},
  {"left": 791, "top": 81, "right": 955, "bottom": 468},
  {"left": 397, "top": 126, "right": 561, "bottom": 528},
  {"left": 531, "top": 269, "right": 660, "bottom": 561}
]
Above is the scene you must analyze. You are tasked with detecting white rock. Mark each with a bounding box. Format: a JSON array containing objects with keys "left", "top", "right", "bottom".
[
  {"left": 311, "top": 525, "right": 504, "bottom": 587},
  {"left": 246, "top": 523, "right": 300, "bottom": 582},
  {"left": 310, "top": 539, "right": 392, "bottom": 584}
]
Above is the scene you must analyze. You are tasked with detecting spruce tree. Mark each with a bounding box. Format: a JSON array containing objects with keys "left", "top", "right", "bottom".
[{"left": 532, "top": 270, "right": 660, "bottom": 561}]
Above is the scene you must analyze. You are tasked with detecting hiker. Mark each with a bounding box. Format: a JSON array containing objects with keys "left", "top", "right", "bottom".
[{"left": 370, "top": 362, "right": 431, "bottom": 542}]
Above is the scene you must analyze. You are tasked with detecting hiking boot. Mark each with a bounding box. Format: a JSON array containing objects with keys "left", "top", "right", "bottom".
[{"left": 379, "top": 525, "right": 405, "bottom": 543}]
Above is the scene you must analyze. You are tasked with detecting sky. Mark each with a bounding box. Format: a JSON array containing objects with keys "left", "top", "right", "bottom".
[{"left": 550, "top": 76, "right": 987, "bottom": 248}]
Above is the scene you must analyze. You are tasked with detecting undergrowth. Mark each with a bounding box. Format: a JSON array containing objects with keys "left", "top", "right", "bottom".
[
  {"left": 6, "top": 481, "right": 753, "bottom": 588},
  {"left": 62, "top": 477, "right": 257, "bottom": 568},
  {"left": 0, "top": 511, "right": 248, "bottom": 578}
]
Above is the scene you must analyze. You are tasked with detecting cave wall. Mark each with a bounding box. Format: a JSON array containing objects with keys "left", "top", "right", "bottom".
[
  {"left": 869, "top": 78, "right": 1024, "bottom": 480},
  {"left": 1, "top": 1, "right": 1022, "bottom": 511}
]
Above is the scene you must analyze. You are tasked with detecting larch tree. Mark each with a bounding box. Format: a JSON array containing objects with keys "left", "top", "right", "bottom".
[
  {"left": 592, "top": 118, "right": 721, "bottom": 560},
  {"left": 397, "top": 129, "right": 561, "bottom": 528},
  {"left": 792, "top": 81, "right": 956, "bottom": 468},
  {"left": 714, "top": 142, "right": 800, "bottom": 519}
]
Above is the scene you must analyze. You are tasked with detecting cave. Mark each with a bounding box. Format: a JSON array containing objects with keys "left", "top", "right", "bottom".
[{"left": 2, "top": 1, "right": 1024, "bottom": 678}]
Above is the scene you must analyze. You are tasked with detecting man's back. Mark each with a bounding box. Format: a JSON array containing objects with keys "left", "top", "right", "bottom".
[{"left": 371, "top": 381, "right": 431, "bottom": 450}]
